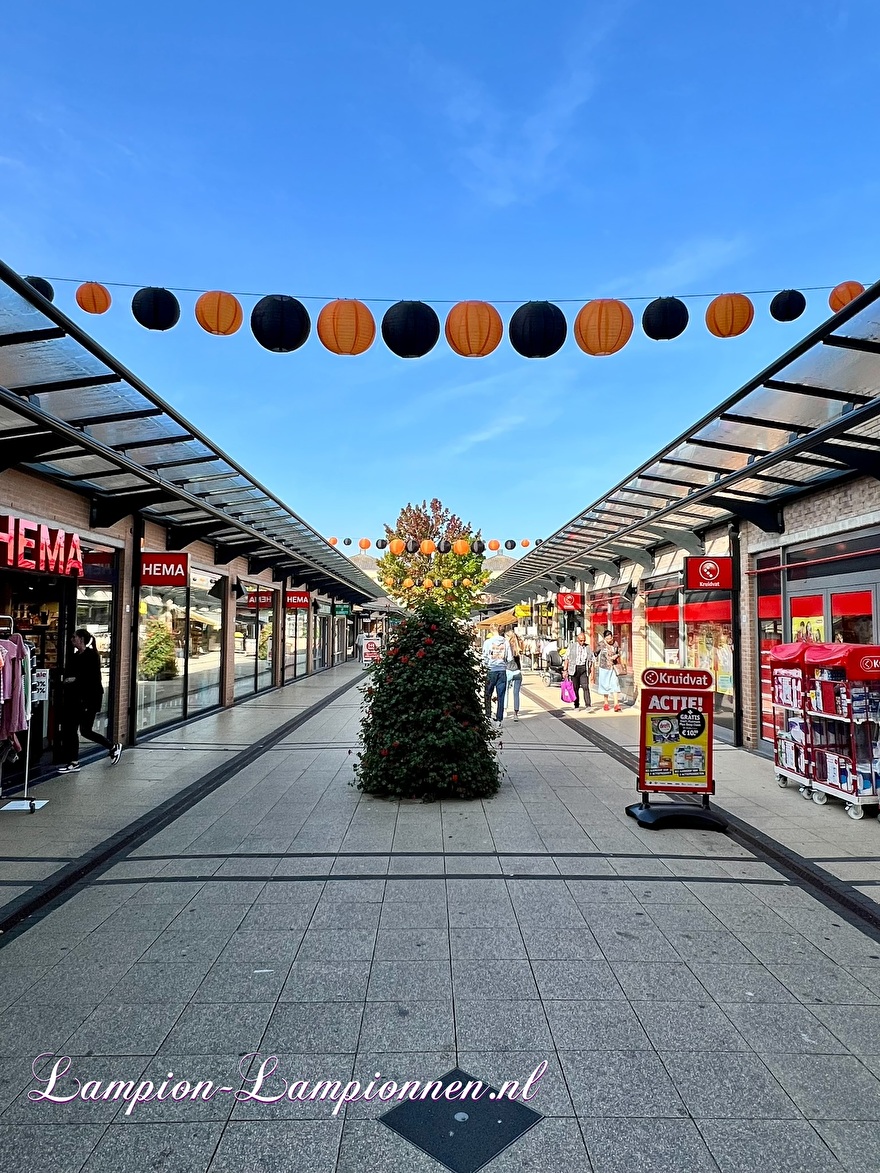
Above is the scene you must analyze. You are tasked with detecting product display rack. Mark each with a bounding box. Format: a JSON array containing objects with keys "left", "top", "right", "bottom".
[{"left": 770, "top": 642, "right": 880, "bottom": 821}]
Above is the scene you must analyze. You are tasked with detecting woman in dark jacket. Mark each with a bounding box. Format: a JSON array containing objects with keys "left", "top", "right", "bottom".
[{"left": 59, "top": 629, "right": 121, "bottom": 771}]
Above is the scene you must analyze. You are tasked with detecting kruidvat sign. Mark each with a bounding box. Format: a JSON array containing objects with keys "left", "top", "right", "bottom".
[
  {"left": 684, "top": 556, "right": 733, "bottom": 592},
  {"left": 556, "top": 592, "right": 584, "bottom": 611},
  {"left": 0, "top": 514, "right": 83, "bottom": 576},
  {"left": 140, "top": 552, "right": 189, "bottom": 586},
  {"left": 641, "top": 667, "right": 714, "bottom": 690}
]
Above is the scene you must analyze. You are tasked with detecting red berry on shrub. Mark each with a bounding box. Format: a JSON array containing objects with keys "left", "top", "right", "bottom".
[
  {"left": 380, "top": 749, "right": 389, "bottom": 757},
  {"left": 452, "top": 774, "right": 458, "bottom": 782},
  {"left": 392, "top": 741, "right": 400, "bottom": 748},
  {"left": 417, "top": 650, "right": 426, "bottom": 658}
]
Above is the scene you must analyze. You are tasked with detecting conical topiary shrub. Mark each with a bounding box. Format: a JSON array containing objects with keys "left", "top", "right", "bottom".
[{"left": 354, "top": 599, "right": 500, "bottom": 801}]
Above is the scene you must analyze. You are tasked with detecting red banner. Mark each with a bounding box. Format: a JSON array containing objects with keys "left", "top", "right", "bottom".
[
  {"left": 557, "top": 592, "right": 584, "bottom": 611},
  {"left": 285, "top": 590, "right": 310, "bottom": 609},
  {"left": 141, "top": 552, "right": 189, "bottom": 586},
  {"left": 685, "top": 556, "right": 733, "bottom": 591}
]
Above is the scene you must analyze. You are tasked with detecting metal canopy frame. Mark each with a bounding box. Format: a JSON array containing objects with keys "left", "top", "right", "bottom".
[
  {"left": 492, "top": 281, "right": 880, "bottom": 600},
  {"left": 0, "top": 262, "right": 379, "bottom": 604}
]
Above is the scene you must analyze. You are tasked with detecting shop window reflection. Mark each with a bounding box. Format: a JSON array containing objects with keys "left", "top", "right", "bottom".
[
  {"left": 831, "top": 590, "right": 874, "bottom": 644},
  {"left": 188, "top": 571, "right": 223, "bottom": 714},
  {"left": 137, "top": 586, "right": 186, "bottom": 730}
]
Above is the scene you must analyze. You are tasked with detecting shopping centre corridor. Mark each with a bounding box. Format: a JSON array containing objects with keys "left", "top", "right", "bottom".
[{"left": 1, "top": 667, "right": 880, "bottom": 1172}]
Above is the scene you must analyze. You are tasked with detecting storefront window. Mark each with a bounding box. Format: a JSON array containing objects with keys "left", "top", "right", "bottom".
[
  {"left": 136, "top": 585, "right": 187, "bottom": 731},
  {"left": 187, "top": 571, "right": 223, "bottom": 715},
  {"left": 645, "top": 579, "right": 681, "bottom": 665},
  {"left": 235, "top": 585, "right": 275, "bottom": 697},
  {"left": 790, "top": 594, "right": 825, "bottom": 643},
  {"left": 77, "top": 547, "right": 118, "bottom": 737},
  {"left": 756, "top": 553, "right": 782, "bottom": 742},
  {"left": 257, "top": 597, "right": 273, "bottom": 691},
  {"left": 685, "top": 594, "right": 734, "bottom": 732},
  {"left": 831, "top": 590, "right": 874, "bottom": 644}
]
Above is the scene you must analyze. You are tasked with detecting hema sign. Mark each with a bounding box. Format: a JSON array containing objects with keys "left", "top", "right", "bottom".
[
  {"left": 0, "top": 514, "right": 83, "bottom": 576},
  {"left": 140, "top": 553, "right": 189, "bottom": 586}
]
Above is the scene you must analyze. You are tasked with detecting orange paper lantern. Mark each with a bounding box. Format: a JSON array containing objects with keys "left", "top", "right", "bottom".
[
  {"left": 452, "top": 539, "right": 470, "bottom": 556},
  {"left": 358, "top": 538, "right": 371, "bottom": 550},
  {"left": 317, "top": 299, "right": 375, "bottom": 355},
  {"left": 521, "top": 539, "right": 530, "bottom": 547},
  {"left": 195, "top": 290, "right": 243, "bottom": 336},
  {"left": 420, "top": 539, "right": 436, "bottom": 556},
  {"left": 445, "top": 301, "right": 503, "bottom": 357},
  {"left": 384, "top": 577, "right": 395, "bottom": 587},
  {"left": 329, "top": 537, "right": 338, "bottom": 546},
  {"left": 75, "top": 282, "right": 112, "bottom": 315},
  {"left": 574, "top": 299, "right": 633, "bottom": 356},
  {"left": 462, "top": 578, "right": 472, "bottom": 588},
  {"left": 442, "top": 579, "right": 453, "bottom": 589},
  {"left": 488, "top": 539, "right": 500, "bottom": 551},
  {"left": 389, "top": 538, "right": 405, "bottom": 556},
  {"left": 402, "top": 577, "right": 414, "bottom": 589},
  {"left": 705, "top": 293, "right": 754, "bottom": 338},
  {"left": 423, "top": 578, "right": 435, "bottom": 590},
  {"left": 829, "top": 281, "right": 865, "bottom": 312}
]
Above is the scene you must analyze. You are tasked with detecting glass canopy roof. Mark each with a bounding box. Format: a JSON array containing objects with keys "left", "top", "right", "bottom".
[
  {"left": 492, "top": 281, "right": 880, "bottom": 601},
  {"left": 0, "top": 261, "right": 379, "bottom": 604}
]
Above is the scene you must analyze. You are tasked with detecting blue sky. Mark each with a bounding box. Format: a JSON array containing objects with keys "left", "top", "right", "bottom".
[{"left": 2, "top": 1, "right": 878, "bottom": 549}]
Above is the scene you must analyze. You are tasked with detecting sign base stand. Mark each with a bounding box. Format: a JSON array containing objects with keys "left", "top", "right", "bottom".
[{"left": 626, "top": 794, "right": 727, "bottom": 833}]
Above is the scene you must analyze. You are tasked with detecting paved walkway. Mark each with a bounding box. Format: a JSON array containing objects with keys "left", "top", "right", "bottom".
[{"left": 1, "top": 670, "right": 879, "bottom": 1171}]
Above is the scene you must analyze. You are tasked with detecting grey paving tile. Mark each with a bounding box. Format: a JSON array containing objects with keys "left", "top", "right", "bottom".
[
  {"left": 767, "top": 962, "right": 873, "bottom": 1006},
  {"left": 720, "top": 1003, "right": 849, "bottom": 1055},
  {"left": 532, "top": 959, "right": 624, "bottom": 1001},
  {"left": 95, "top": 904, "right": 183, "bottom": 933},
  {"left": 263, "top": 1002, "right": 363, "bottom": 1053},
  {"left": 697, "top": 1119, "right": 844, "bottom": 1172},
  {"left": 126, "top": 881, "right": 206, "bottom": 905},
  {"left": 735, "top": 931, "right": 831, "bottom": 966},
  {"left": 625, "top": 880, "right": 700, "bottom": 904},
  {"left": 453, "top": 959, "right": 538, "bottom": 1000},
  {"left": 185, "top": 880, "right": 266, "bottom": 904},
  {"left": 610, "top": 961, "right": 707, "bottom": 1002},
  {"left": 686, "top": 962, "right": 795, "bottom": 1004},
  {"left": 816, "top": 1121, "right": 880, "bottom": 1173},
  {"left": 666, "top": 930, "right": 755, "bottom": 965},
  {"left": 0, "top": 1123, "right": 105, "bottom": 1171},
  {"left": 559, "top": 1049, "right": 687, "bottom": 1118},
  {"left": 581, "top": 1117, "right": 719, "bottom": 1173},
  {"left": 810, "top": 1005, "right": 880, "bottom": 1055},
  {"left": 455, "top": 999, "right": 552, "bottom": 1050},
  {"left": 208, "top": 1120, "right": 343, "bottom": 1172},
  {"left": 216, "top": 930, "right": 305, "bottom": 964},
  {"left": 280, "top": 960, "right": 371, "bottom": 1002},
  {"left": 374, "top": 929, "right": 449, "bottom": 961},
  {"left": 295, "top": 929, "right": 376, "bottom": 962},
  {"left": 256, "top": 880, "right": 328, "bottom": 903},
  {"left": 645, "top": 904, "right": 726, "bottom": 932},
  {"left": 521, "top": 926, "right": 603, "bottom": 960},
  {"left": 66, "top": 1003, "right": 186, "bottom": 1055},
  {"left": 192, "top": 961, "right": 286, "bottom": 1003},
  {"left": 446, "top": 879, "right": 509, "bottom": 901},
  {"left": 16, "top": 959, "right": 134, "bottom": 1005},
  {"left": 378, "top": 902, "right": 448, "bottom": 930},
  {"left": 446, "top": 901, "right": 519, "bottom": 928},
  {"left": 236, "top": 904, "right": 316, "bottom": 931},
  {"left": 231, "top": 1053, "right": 355, "bottom": 1119},
  {"left": 84, "top": 1119, "right": 224, "bottom": 1171},
  {"left": 61, "top": 931, "right": 162, "bottom": 967},
  {"left": 592, "top": 924, "right": 681, "bottom": 963},
  {"left": 565, "top": 880, "right": 642, "bottom": 905},
  {"left": 0, "top": 1057, "right": 38, "bottom": 1114},
  {"left": 545, "top": 1000, "right": 650, "bottom": 1050},
  {"left": 159, "top": 1002, "right": 274, "bottom": 1054},
  {"left": 0, "top": 1001, "right": 98, "bottom": 1055},
  {"left": 139, "top": 932, "right": 230, "bottom": 966},
  {"left": 359, "top": 1000, "right": 454, "bottom": 1051},
  {"left": 660, "top": 1051, "right": 800, "bottom": 1120},
  {"left": 310, "top": 902, "right": 382, "bottom": 931},
  {"left": 762, "top": 1053, "right": 880, "bottom": 1120},
  {"left": 367, "top": 960, "right": 452, "bottom": 1002},
  {"left": 632, "top": 1001, "right": 748, "bottom": 1052}
]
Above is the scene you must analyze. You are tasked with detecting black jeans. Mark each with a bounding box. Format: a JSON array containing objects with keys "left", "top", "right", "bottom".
[
  {"left": 571, "top": 665, "right": 592, "bottom": 708},
  {"left": 61, "top": 707, "right": 112, "bottom": 762}
]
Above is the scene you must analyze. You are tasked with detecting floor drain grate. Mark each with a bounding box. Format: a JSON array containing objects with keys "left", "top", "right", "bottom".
[{"left": 379, "top": 1066, "right": 543, "bottom": 1173}]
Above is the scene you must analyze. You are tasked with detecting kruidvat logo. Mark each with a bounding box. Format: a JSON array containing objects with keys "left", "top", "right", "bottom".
[
  {"left": 27, "top": 1055, "right": 548, "bottom": 1118},
  {"left": 642, "top": 669, "right": 661, "bottom": 687},
  {"left": 860, "top": 656, "right": 880, "bottom": 673},
  {"left": 698, "top": 559, "right": 720, "bottom": 582}
]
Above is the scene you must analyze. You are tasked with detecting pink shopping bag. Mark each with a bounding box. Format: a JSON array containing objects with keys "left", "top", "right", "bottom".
[{"left": 560, "top": 678, "right": 576, "bottom": 704}]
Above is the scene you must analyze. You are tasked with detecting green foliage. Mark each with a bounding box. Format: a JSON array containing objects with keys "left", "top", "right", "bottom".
[
  {"left": 139, "top": 617, "right": 178, "bottom": 681},
  {"left": 259, "top": 621, "right": 272, "bottom": 661},
  {"left": 376, "top": 498, "right": 488, "bottom": 621},
  {"left": 354, "top": 599, "right": 501, "bottom": 802}
]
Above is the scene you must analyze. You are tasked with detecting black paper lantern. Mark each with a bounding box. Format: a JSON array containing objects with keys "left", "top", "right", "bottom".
[
  {"left": 535, "top": 538, "right": 543, "bottom": 545},
  {"left": 472, "top": 540, "right": 486, "bottom": 554},
  {"left": 343, "top": 538, "right": 352, "bottom": 546},
  {"left": 508, "top": 301, "right": 567, "bottom": 358},
  {"left": 642, "top": 297, "right": 688, "bottom": 341},
  {"left": 132, "top": 287, "right": 181, "bottom": 331},
  {"left": 504, "top": 540, "right": 516, "bottom": 550},
  {"left": 405, "top": 538, "right": 419, "bottom": 554},
  {"left": 770, "top": 289, "right": 806, "bottom": 322},
  {"left": 251, "top": 295, "right": 310, "bottom": 352},
  {"left": 376, "top": 539, "right": 387, "bottom": 550},
  {"left": 24, "top": 276, "right": 55, "bottom": 302},
  {"left": 381, "top": 301, "right": 440, "bottom": 358},
  {"left": 436, "top": 539, "right": 451, "bottom": 554}
]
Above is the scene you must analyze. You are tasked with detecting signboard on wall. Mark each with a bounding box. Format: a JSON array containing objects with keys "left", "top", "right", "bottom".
[
  {"left": 245, "top": 591, "right": 276, "bottom": 608},
  {"left": 285, "top": 591, "right": 310, "bottom": 609},
  {"left": 514, "top": 605, "right": 531, "bottom": 618},
  {"left": 685, "top": 556, "right": 733, "bottom": 592},
  {"left": 140, "top": 552, "right": 189, "bottom": 586},
  {"left": 556, "top": 592, "right": 584, "bottom": 611},
  {"left": 638, "top": 667, "right": 715, "bottom": 793},
  {"left": 0, "top": 515, "right": 83, "bottom": 576}
]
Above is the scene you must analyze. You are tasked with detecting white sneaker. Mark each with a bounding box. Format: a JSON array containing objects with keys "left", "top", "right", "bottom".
[
  {"left": 513, "top": 712, "right": 519, "bottom": 721},
  {"left": 110, "top": 744, "right": 122, "bottom": 765},
  {"left": 59, "top": 762, "right": 81, "bottom": 773}
]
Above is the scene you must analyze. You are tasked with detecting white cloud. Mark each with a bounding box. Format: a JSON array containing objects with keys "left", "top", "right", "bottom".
[
  {"left": 444, "top": 411, "right": 528, "bottom": 456},
  {"left": 603, "top": 235, "right": 752, "bottom": 297}
]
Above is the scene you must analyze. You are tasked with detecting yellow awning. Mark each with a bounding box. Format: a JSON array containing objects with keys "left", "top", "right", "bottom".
[{"left": 476, "top": 608, "right": 519, "bottom": 628}]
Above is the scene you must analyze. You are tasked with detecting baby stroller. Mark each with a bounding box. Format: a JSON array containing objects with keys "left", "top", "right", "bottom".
[{"left": 542, "top": 649, "right": 565, "bottom": 687}]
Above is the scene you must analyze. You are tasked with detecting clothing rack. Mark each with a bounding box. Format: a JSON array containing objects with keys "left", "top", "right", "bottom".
[{"left": 0, "top": 616, "right": 46, "bottom": 813}]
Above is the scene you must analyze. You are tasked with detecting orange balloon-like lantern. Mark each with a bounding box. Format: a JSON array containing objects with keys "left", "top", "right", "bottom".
[
  {"left": 329, "top": 537, "right": 338, "bottom": 546},
  {"left": 521, "top": 539, "right": 530, "bottom": 547},
  {"left": 705, "top": 293, "right": 754, "bottom": 338},
  {"left": 389, "top": 538, "right": 405, "bottom": 556},
  {"left": 317, "top": 299, "right": 376, "bottom": 355},
  {"left": 195, "top": 290, "right": 243, "bottom": 335},
  {"left": 487, "top": 539, "right": 500, "bottom": 551},
  {"left": 452, "top": 539, "right": 470, "bottom": 556},
  {"left": 420, "top": 539, "right": 436, "bottom": 556},
  {"left": 423, "top": 577, "right": 435, "bottom": 590},
  {"left": 384, "top": 577, "right": 395, "bottom": 587},
  {"left": 402, "top": 577, "right": 414, "bottom": 589},
  {"left": 75, "top": 282, "right": 112, "bottom": 314},
  {"left": 358, "top": 538, "right": 371, "bottom": 550},
  {"left": 829, "top": 281, "right": 865, "bottom": 312},
  {"left": 462, "top": 578, "right": 472, "bottom": 588},
  {"left": 442, "top": 579, "right": 453, "bottom": 589},
  {"left": 573, "top": 299, "right": 633, "bottom": 355},
  {"left": 445, "top": 301, "right": 503, "bottom": 357}
]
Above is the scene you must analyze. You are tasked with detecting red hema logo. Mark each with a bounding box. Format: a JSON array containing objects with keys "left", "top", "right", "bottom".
[{"left": 142, "top": 561, "right": 185, "bottom": 578}]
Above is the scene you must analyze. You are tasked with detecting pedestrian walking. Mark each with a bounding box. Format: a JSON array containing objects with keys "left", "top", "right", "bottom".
[
  {"left": 481, "top": 624, "right": 512, "bottom": 724},
  {"left": 59, "top": 629, "right": 121, "bottom": 772},
  {"left": 595, "top": 629, "right": 623, "bottom": 712},
  {"left": 563, "top": 630, "right": 594, "bottom": 710},
  {"left": 505, "top": 629, "right": 524, "bottom": 720}
]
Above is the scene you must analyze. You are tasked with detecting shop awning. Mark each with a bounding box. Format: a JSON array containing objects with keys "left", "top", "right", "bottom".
[
  {"left": 476, "top": 608, "right": 519, "bottom": 628},
  {"left": 0, "top": 262, "right": 380, "bottom": 605},
  {"left": 491, "top": 282, "right": 880, "bottom": 601}
]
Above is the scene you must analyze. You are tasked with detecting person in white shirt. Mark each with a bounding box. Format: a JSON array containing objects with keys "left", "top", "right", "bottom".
[
  {"left": 481, "top": 625, "right": 512, "bottom": 723},
  {"left": 563, "top": 631, "right": 594, "bottom": 710}
]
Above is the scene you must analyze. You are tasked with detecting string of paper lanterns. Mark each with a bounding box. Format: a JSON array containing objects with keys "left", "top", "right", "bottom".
[
  {"left": 22, "top": 275, "right": 871, "bottom": 358},
  {"left": 329, "top": 537, "right": 540, "bottom": 551}
]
